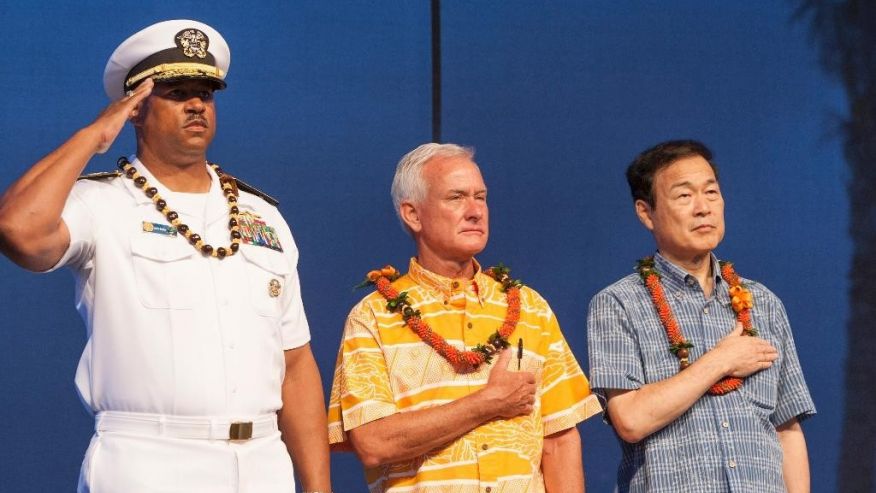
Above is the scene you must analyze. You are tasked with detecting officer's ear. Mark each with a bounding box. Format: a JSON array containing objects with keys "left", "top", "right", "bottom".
[{"left": 129, "top": 97, "right": 149, "bottom": 126}]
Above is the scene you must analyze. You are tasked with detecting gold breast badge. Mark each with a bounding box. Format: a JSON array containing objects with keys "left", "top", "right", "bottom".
[{"left": 268, "top": 279, "right": 281, "bottom": 298}]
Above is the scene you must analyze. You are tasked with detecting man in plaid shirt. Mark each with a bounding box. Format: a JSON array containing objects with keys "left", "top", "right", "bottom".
[{"left": 587, "top": 140, "right": 815, "bottom": 492}]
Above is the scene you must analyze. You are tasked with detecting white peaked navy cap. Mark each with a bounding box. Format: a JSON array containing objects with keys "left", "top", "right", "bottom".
[{"left": 103, "top": 19, "right": 230, "bottom": 100}]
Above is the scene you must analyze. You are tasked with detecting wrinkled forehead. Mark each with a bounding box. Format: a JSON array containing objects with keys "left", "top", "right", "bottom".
[
  {"left": 424, "top": 156, "right": 485, "bottom": 189},
  {"left": 655, "top": 155, "right": 718, "bottom": 187}
]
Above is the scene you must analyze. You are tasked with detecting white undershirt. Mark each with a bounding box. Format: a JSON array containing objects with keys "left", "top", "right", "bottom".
[{"left": 162, "top": 190, "right": 210, "bottom": 232}]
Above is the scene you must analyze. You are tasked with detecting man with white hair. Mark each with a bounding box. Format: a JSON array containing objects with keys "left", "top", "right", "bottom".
[
  {"left": 0, "top": 20, "right": 331, "bottom": 492},
  {"left": 327, "top": 143, "right": 601, "bottom": 492}
]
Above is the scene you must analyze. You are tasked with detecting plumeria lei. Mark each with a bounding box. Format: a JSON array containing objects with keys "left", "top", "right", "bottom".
[
  {"left": 637, "top": 256, "right": 758, "bottom": 395},
  {"left": 360, "top": 264, "right": 523, "bottom": 371}
]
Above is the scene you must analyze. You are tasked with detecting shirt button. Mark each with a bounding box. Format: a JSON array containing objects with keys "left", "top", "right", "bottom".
[
  {"left": 686, "top": 277, "right": 696, "bottom": 286},
  {"left": 451, "top": 281, "right": 459, "bottom": 289},
  {"left": 481, "top": 443, "right": 488, "bottom": 450},
  {"left": 728, "top": 459, "right": 737, "bottom": 468},
  {"left": 443, "top": 300, "right": 448, "bottom": 305},
  {"left": 485, "top": 488, "right": 492, "bottom": 493},
  {"left": 467, "top": 322, "right": 473, "bottom": 329},
  {"left": 703, "top": 307, "right": 709, "bottom": 314},
  {"left": 722, "top": 420, "right": 730, "bottom": 428}
]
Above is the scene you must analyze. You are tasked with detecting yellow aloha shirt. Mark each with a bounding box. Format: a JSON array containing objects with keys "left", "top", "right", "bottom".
[{"left": 328, "top": 258, "right": 601, "bottom": 492}]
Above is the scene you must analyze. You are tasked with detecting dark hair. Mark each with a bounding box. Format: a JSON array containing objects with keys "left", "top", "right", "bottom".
[{"left": 625, "top": 140, "right": 718, "bottom": 207}]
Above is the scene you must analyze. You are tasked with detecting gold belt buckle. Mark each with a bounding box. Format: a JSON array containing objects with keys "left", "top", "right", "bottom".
[{"left": 229, "top": 421, "right": 253, "bottom": 441}]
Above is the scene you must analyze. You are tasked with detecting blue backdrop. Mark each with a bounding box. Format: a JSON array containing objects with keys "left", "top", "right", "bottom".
[{"left": 0, "top": 2, "right": 848, "bottom": 491}]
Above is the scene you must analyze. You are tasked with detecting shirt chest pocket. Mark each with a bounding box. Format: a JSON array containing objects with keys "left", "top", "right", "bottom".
[
  {"left": 740, "top": 331, "right": 782, "bottom": 414},
  {"left": 130, "top": 234, "right": 199, "bottom": 309},
  {"left": 239, "top": 245, "right": 291, "bottom": 318},
  {"left": 639, "top": 337, "right": 680, "bottom": 384}
]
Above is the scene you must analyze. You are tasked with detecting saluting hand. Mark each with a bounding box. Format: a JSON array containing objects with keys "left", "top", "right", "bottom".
[
  {"left": 477, "top": 348, "right": 537, "bottom": 419},
  {"left": 90, "top": 78, "right": 153, "bottom": 154}
]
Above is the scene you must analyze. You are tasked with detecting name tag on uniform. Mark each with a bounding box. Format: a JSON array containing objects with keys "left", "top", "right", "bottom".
[
  {"left": 238, "top": 212, "right": 283, "bottom": 252},
  {"left": 142, "top": 221, "right": 178, "bottom": 236}
]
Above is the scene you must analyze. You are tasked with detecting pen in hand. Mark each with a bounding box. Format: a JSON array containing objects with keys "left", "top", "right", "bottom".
[{"left": 517, "top": 338, "right": 523, "bottom": 370}]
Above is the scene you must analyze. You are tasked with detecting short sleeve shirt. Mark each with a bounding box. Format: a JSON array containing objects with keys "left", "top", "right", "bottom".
[
  {"left": 328, "top": 258, "right": 601, "bottom": 493},
  {"left": 54, "top": 157, "right": 310, "bottom": 417},
  {"left": 587, "top": 253, "right": 815, "bottom": 493}
]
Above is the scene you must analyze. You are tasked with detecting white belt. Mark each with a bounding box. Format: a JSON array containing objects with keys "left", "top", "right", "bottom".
[{"left": 95, "top": 411, "right": 278, "bottom": 441}]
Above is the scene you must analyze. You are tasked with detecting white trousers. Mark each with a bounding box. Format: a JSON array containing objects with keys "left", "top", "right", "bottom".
[{"left": 77, "top": 430, "right": 295, "bottom": 493}]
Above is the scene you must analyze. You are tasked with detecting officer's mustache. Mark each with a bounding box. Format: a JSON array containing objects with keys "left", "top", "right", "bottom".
[{"left": 183, "top": 114, "right": 209, "bottom": 128}]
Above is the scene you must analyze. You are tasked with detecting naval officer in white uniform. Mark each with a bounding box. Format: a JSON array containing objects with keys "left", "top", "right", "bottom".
[{"left": 0, "top": 19, "right": 332, "bottom": 493}]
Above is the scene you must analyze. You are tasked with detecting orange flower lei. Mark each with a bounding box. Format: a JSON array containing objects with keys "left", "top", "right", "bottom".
[
  {"left": 637, "top": 256, "right": 758, "bottom": 395},
  {"left": 361, "top": 264, "right": 522, "bottom": 371}
]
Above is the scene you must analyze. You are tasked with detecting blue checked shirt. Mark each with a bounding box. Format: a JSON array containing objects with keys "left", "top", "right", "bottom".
[{"left": 587, "top": 253, "right": 815, "bottom": 493}]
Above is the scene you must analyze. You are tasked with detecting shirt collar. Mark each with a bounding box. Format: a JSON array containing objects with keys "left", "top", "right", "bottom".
[
  {"left": 121, "top": 156, "right": 156, "bottom": 206},
  {"left": 653, "top": 251, "right": 723, "bottom": 293},
  {"left": 407, "top": 257, "right": 487, "bottom": 305}
]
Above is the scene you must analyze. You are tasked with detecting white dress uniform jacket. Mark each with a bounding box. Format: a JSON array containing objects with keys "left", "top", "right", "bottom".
[{"left": 52, "top": 157, "right": 310, "bottom": 493}]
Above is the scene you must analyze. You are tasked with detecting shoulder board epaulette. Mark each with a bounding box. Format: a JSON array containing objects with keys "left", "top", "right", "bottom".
[
  {"left": 78, "top": 171, "right": 122, "bottom": 181},
  {"left": 234, "top": 177, "right": 279, "bottom": 206}
]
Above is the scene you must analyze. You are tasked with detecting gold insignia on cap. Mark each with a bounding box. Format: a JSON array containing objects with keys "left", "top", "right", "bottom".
[
  {"left": 175, "top": 29, "right": 209, "bottom": 59},
  {"left": 269, "top": 279, "right": 281, "bottom": 298}
]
